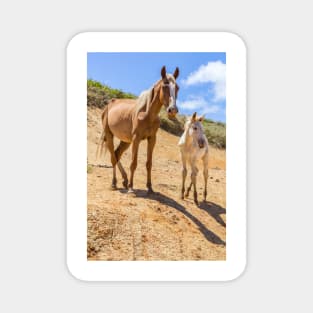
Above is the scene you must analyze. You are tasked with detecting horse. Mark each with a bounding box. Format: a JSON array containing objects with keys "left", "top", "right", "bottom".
[
  {"left": 99, "top": 66, "right": 180, "bottom": 194},
  {"left": 178, "top": 112, "right": 209, "bottom": 205}
]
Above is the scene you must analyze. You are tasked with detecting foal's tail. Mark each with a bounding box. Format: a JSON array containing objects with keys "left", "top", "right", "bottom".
[{"left": 96, "top": 108, "right": 108, "bottom": 161}]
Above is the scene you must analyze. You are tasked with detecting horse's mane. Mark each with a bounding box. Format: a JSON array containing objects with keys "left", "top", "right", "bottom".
[
  {"left": 135, "top": 75, "right": 175, "bottom": 117},
  {"left": 135, "top": 88, "right": 153, "bottom": 117},
  {"left": 135, "top": 80, "right": 161, "bottom": 117}
]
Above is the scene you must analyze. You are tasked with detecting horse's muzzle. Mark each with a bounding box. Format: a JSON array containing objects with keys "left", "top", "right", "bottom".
[
  {"left": 167, "top": 105, "right": 178, "bottom": 119},
  {"left": 198, "top": 138, "right": 205, "bottom": 149}
]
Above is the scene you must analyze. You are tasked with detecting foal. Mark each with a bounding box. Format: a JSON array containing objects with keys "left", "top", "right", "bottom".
[{"left": 178, "top": 112, "right": 209, "bottom": 205}]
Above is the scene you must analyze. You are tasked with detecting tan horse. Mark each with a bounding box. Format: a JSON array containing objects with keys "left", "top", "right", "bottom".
[
  {"left": 178, "top": 112, "right": 209, "bottom": 205},
  {"left": 99, "top": 66, "right": 179, "bottom": 193}
]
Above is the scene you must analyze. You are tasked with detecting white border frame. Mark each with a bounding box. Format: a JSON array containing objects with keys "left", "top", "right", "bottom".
[{"left": 67, "top": 32, "right": 246, "bottom": 281}]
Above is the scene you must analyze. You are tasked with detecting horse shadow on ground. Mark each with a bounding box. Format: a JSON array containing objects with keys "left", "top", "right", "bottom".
[
  {"left": 118, "top": 189, "right": 226, "bottom": 246},
  {"left": 198, "top": 201, "right": 226, "bottom": 228}
]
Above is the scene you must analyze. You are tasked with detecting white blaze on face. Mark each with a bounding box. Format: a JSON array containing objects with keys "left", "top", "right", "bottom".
[{"left": 169, "top": 82, "right": 176, "bottom": 106}]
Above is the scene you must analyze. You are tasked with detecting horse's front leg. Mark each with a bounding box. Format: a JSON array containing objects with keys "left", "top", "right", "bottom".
[
  {"left": 128, "top": 137, "right": 140, "bottom": 193},
  {"left": 146, "top": 135, "right": 156, "bottom": 194}
]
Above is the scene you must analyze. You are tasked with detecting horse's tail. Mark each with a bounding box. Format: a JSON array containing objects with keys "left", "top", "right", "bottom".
[
  {"left": 96, "top": 107, "right": 108, "bottom": 161},
  {"left": 96, "top": 129, "right": 107, "bottom": 161}
]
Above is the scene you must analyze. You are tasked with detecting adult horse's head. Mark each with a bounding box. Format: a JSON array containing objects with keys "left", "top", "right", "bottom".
[{"left": 159, "top": 66, "right": 179, "bottom": 119}]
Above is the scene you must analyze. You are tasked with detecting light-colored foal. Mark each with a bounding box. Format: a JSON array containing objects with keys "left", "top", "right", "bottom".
[{"left": 178, "top": 112, "right": 209, "bottom": 205}]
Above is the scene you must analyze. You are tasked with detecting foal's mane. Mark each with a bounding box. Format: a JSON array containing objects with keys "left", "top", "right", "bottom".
[{"left": 178, "top": 120, "right": 191, "bottom": 146}]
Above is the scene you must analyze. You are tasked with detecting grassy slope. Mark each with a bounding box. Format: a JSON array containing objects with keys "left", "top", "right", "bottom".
[{"left": 87, "top": 79, "right": 226, "bottom": 148}]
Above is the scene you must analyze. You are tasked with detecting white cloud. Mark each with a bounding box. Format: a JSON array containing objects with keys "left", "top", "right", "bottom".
[
  {"left": 177, "top": 96, "right": 221, "bottom": 116},
  {"left": 183, "top": 61, "right": 226, "bottom": 102}
]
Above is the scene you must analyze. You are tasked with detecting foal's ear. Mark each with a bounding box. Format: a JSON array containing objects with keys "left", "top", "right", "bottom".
[
  {"left": 198, "top": 115, "right": 205, "bottom": 122},
  {"left": 173, "top": 67, "right": 179, "bottom": 79},
  {"left": 161, "top": 66, "right": 166, "bottom": 79},
  {"left": 191, "top": 112, "right": 197, "bottom": 121}
]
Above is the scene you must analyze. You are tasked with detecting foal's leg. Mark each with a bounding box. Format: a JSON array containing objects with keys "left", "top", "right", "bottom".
[
  {"left": 128, "top": 136, "right": 140, "bottom": 193},
  {"left": 202, "top": 154, "right": 209, "bottom": 201},
  {"left": 106, "top": 132, "right": 118, "bottom": 189},
  {"left": 114, "top": 141, "right": 130, "bottom": 188},
  {"left": 146, "top": 135, "right": 156, "bottom": 193},
  {"left": 181, "top": 153, "right": 187, "bottom": 199},
  {"left": 185, "top": 181, "right": 193, "bottom": 198},
  {"left": 185, "top": 157, "right": 193, "bottom": 198},
  {"left": 191, "top": 164, "right": 199, "bottom": 205}
]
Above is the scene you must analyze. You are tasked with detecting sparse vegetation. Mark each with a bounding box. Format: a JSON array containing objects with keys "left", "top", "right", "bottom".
[
  {"left": 202, "top": 119, "right": 226, "bottom": 149},
  {"left": 87, "top": 79, "right": 136, "bottom": 108},
  {"left": 87, "top": 79, "right": 226, "bottom": 149},
  {"left": 159, "top": 108, "right": 186, "bottom": 136}
]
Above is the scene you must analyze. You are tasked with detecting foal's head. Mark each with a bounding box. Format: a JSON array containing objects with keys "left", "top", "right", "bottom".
[
  {"left": 186, "top": 112, "right": 206, "bottom": 148},
  {"left": 158, "top": 66, "right": 179, "bottom": 119}
]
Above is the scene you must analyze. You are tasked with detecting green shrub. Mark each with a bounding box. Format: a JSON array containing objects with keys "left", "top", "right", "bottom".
[
  {"left": 202, "top": 119, "right": 226, "bottom": 149},
  {"left": 159, "top": 108, "right": 186, "bottom": 136},
  {"left": 87, "top": 79, "right": 136, "bottom": 108}
]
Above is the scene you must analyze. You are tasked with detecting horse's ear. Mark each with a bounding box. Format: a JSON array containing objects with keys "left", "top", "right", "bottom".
[
  {"left": 173, "top": 67, "right": 179, "bottom": 79},
  {"left": 198, "top": 115, "right": 205, "bottom": 122},
  {"left": 191, "top": 112, "right": 197, "bottom": 121},
  {"left": 161, "top": 66, "right": 166, "bottom": 79}
]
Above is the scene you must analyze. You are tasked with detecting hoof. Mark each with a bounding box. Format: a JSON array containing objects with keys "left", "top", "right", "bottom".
[
  {"left": 204, "top": 192, "right": 207, "bottom": 202},
  {"left": 147, "top": 188, "right": 154, "bottom": 195},
  {"left": 110, "top": 185, "right": 117, "bottom": 190},
  {"left": 122, "top": 180, "right": 128, "bottom": 189},
  {"left": 194, "top": 199, "right": 199, "bottom": 206},
  {"left": 128, "top": 188, "right": 135, "bottom": 194}
]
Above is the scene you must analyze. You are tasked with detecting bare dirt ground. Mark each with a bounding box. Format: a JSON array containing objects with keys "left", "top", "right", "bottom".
[{"left": 87, "top": 107, "right": 226, "bottom": 260}]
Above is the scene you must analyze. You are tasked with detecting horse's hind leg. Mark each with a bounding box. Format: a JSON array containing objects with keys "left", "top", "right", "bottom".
[
  {"left": 114, "top": 141, "right": 130, "bottom": 188},
  {"left": 106, "top": 131, "right": 118, "bottom": 189},
  {"left": 101, "top": 106, "right": 118, "bottom": 189}
]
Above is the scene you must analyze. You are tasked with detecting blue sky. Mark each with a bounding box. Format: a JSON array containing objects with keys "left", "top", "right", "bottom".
[{"left": 87, "top": 52, "right": 226, "bottom": 122}]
